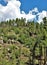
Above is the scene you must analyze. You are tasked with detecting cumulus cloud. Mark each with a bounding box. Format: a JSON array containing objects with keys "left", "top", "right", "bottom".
[
  {"left": 37, "top": 11, "right": 47, "bottom": 23},
  {"left": 0, "top": 0, "right": 47, "bottom": 23}
]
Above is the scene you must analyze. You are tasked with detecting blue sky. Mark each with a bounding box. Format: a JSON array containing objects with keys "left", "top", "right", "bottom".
[
  {"left": 0, "top": 0, "right": 47, "bottom": 13},
  {"left": 20, "top": 0, "right": 47, "bottom": 13},
  {"left": 0, "top": 0, "right": 7, "bottom": 6}
]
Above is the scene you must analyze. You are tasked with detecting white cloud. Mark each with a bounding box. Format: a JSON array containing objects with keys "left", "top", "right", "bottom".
[
  {"left": 0, "top": 0, "right": 47, "bottom": 23},
  {"left": 37, "top": 11, "right": 47, "bottom": 23}
]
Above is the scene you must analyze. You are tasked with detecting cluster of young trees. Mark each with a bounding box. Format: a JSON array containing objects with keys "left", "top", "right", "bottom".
[
  {"left": 0, "top": 17, "right": 47, "bottom": 65},
  {"left": 0, "top": 17, "right": 47, "bottom": 45}
]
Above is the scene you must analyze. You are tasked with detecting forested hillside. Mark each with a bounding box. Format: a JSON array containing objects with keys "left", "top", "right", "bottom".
[{"left": 0, "top": 17, "right": 47, "bottom": 65}]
